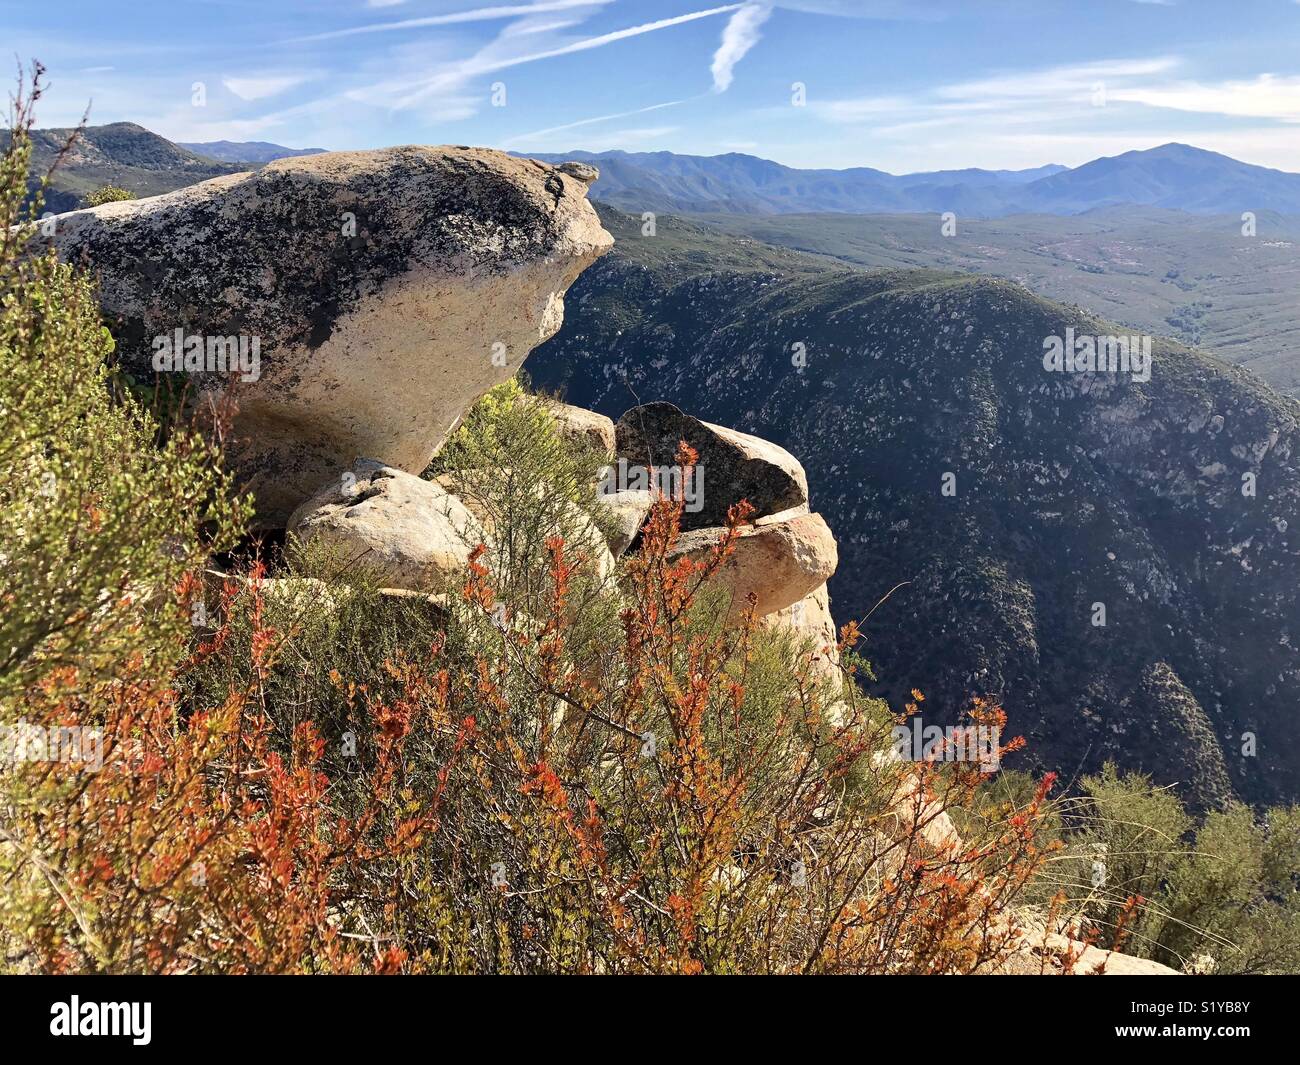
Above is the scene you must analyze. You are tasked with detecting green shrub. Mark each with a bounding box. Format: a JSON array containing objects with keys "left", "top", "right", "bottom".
[
  {"left": 0, "top": 69, "right": 246, "bottom": 702},
  {"left": 85, "top": 184, "right": 133, "bottom": 206},
  {"left": 1017, "top": 761, "right": 1300, "bottom": 972}
]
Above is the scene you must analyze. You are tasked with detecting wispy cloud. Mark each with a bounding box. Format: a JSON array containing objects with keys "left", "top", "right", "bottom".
[
  {"left": 222, "top": 74, "right": 314, "bottom": 101},
  {"left": 933, "top": 57, "right": 1181, "bottom": 105},
  {"left": 803, "top": 57, "right": 1182, "bottom": 125},
  {"left": 779, "top": 52, "right": 1300, "bottom": 171},
  {"left": 806, "top": 56, "right": 1300, "bottom": 134},
  {"left": 290, "top": 1, "right": 612, "bottom": 44},
  {"left": 512, "top": 98, "right": 692, "bottom": 143},
  {"left": 1110, "top": 73, "right": 1300, "bottom": 122},
  {"left": 711, "top": 3, "right": 771, "bottom": 92},
  {"left": 388, "top": 5, "right": 743, "bottom": 110}
]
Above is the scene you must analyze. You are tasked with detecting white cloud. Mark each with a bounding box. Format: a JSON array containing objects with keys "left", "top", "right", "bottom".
[
  {"left": 501, "top": 17, "right": 584, "bottom": 36},
  {"left": 933, "top": 57, "right": 1182, "bottom": 104},
  {"left": 711, "top": 3, "right": 771, "bottom": 92},
  {"left": 291, "top": 1, "right": 613, "bottom": 44},
  {"left": 1110, "top": 73, "right": 1300, "bottom": 122},
  {"left": 222, "top": 75, "right": 313, "bottom": 101},
  {"left": 388, "top": 5, "right": 743, "bottom": 110},
  {"left": 799, "top": 57, "right": 1186, "bottom": 133},
  {"left": 512, "top": 98, "right": 691, "bottom": 143},
  {"left": 798, "top": 59, "right": 1186, "bottom": 131},
  {"left": 765, "top": 53, "right": 1299, "bottom": 171},
  {"left": 773, "top": 0, "right": 947, "bottom": 16}
]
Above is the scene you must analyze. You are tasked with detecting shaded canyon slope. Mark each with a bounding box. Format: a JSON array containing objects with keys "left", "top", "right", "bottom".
[{"left": 524, "top": 206, "right": 1300, "bottom": 810}]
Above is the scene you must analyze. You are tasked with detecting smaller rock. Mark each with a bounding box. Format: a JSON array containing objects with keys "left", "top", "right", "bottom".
[
  {"left": 616, "top": 402, "right": 809, "bottom": 531},
  {"left": 261, "top": 576, "right": 344, "bottom": 613},
  {"left": 667, "top": 509, "right": 837, "bottom": 618},
  {"left": 557, "top": 161, "right": 600, "bottom": 185},
  {"left": 998, "top": 920, "right": 1179, "bottom": 975},
  {"left": 874, "top": 750, "right": 963, "bottom": 855},
  {"left": 595, "top": 489, "right": 656, "bottom": 557},
  {"left": 289, "top": 460, "right": 485, "bottom": 590},
  {"left": 541, "top": 398, "right": 616, "bottom": 454}
]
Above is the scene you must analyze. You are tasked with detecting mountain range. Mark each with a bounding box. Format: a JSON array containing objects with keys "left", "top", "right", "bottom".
[
  {"left": 524, "top": 144, "right": 1300, "bottom": 217},
  {"left": 12, "top": 122, "right": 242, "bottom": 211},
  {"left": 178, "top": 140, "right": 328, "bottom": 163},
  {"left": 32, "top": 123, "right": 1300, "bottom": 219},
  {"left": 693, "top": 207, "right": 1300, "bottom": 396}
]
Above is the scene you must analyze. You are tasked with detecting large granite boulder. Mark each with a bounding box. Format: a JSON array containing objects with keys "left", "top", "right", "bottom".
[
  {"left": 615, "top": 402, "right": 808, "bottom": 530},
  {"left": 288, "top": 460, "right": 485, "bottom": 589},
  {"left": 43, "top": 147, "right": 612, "bottom": 523}
]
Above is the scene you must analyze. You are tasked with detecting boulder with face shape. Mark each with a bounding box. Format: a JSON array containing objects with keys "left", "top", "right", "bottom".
[{"left": 43, "top": 147, "right": 612, "bottom": 524}]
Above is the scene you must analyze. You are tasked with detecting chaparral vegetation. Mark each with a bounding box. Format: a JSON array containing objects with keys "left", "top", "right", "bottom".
[{"left": 3, "top": 69, "right": 1299, "bottom": 976}]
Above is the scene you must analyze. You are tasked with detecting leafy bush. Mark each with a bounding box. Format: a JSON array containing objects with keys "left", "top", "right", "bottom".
[
  {"left": 1004, "top": 762, "right": 1300, "bottom": 973},
  {"left": 166, "top": 404, "right": 1052, "bottom": 973},
  {"left": 0, "top": 70, "right": 249, "bottom": 971},
  {"left": 85, "top": 184, "right": 133, "bottom": 206},
  {"left": 0, "top": 70, "right": 246, "bottom": 702},
  {"left": 4, "top": 362, "right": 1056, "bottom": 973}
]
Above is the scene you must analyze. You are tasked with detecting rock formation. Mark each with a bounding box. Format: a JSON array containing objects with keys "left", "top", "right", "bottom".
[
  {"left": 288, "top": 460, "right": 484, "bottom": 589},
  {"left": 611, "top": 402, "right": 835, "bottom": 617},
  {"left": 667, "top": 509, "right": 838, "bottom": 619},
  {"left": 542, "top": 398, "right": 616, "bottom": 454},
  {"left": 616, "top": 402, "right": 808, "bottom": 530},
  {"left": 42, "top": 146, "right": 612, "bottom": 523}
]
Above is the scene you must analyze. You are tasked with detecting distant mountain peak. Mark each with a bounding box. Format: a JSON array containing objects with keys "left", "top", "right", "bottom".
[
  {"left": 520, "top": 144, "right": 1300, "bottom": 217},
  {"left": 177, "top": 139, "right": 328, "bottom": 164}
]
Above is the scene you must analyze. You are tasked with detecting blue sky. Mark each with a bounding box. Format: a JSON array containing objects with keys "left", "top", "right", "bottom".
[{"left": 7, "top": 0, "right": 1300, "bottom": 172}]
